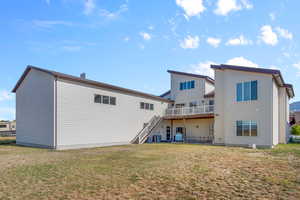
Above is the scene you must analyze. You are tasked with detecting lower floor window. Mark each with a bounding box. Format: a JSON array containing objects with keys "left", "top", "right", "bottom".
[{"left": 236, "top": 120, "right": 257, "bottom": 136}]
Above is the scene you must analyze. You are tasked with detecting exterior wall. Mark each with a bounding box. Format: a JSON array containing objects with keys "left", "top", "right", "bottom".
[
  {"left": 272, "top": 80, "right": 279, "bottom": 145},
  {"left": 170, "top": 73, "right": 206, "bottom": 105},
  {"left": 56, "top": 79, "right": 168, "bottom": 149},
  {"left": 205, "top": 81, "right": 214, "bottom": 95},
  {"left": 213, "top": 70, "right": 225, "bottom": 144},
  {"left": 214, "top": 69, "right": 274, "bottom": 147},
  {"left": 16, "top": 69, "right": 55, "bottom": 148},
  {"left": 149, "top": 118, "right": 214, "bottom": 141},
  {"left": 278, "top": 87, "right": 289, "bottom": 143}
]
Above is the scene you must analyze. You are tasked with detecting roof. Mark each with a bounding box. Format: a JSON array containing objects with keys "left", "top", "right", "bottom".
[
  {"left": 12, "top": 66, "right": 173, "bottom": 103},
  {"left": 160, "top": 90, "right": 170, "bottom": 97},
  {"left": 211, "top": 64, "right": 295, "bottom": 98},
  {"left": 167, "top": 70, "right": 215, "bottom": 84}
]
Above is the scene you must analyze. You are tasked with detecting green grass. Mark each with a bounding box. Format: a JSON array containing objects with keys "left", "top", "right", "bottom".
[{"left": 0, "top": 143, "right": 300, "bottom": 199}]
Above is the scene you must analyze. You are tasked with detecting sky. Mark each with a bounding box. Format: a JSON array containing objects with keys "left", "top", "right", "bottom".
[{"left": 1, "top": 0, "right": 300, "bottom": 120}]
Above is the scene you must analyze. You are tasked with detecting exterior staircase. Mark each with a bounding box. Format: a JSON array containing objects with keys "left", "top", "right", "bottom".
[{"left": 131, "top": 115, "right": 162, "bottom": 144}]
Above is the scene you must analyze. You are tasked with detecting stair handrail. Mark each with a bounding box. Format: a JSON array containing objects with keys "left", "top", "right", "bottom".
[
  {"left": 131, "top": 115, "right": 157, "bottom": 144},
  {"left": 138, "top": 116, "right": 161, "bottom": 143}
]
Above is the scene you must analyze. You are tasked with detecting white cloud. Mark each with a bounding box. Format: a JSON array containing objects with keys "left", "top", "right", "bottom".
[
  {"left": 206, "top": 37, "right": 221, "bottom": 48},
  {"left": 214, "top": 0, "right": 253, "bottom": 16},
  {"left": 140, "top": 32, "right": 151, "bottom": 40},
  {"left": 180, "top": 35, "right": 199, "bottom": 49},
  {"left": 269, "top": 65, "right": 280, "bottom": 70},
  {"left": 276, "top": 27, "right": 293, "bottom": 40},
  {"left": 32, "top": 20, "right": 74, "bottom": 29},
  {"left": 269, "top": 12, "right": 276, "bottom": 21},
  {"left": 191, "top": 61, "right": 217, "bottom": 78},
  {"left": 99, "top": 4, "right": 128, "bottom": 19},
  {"left": 226, "top": 35, "right": 252, "bottom": 46},
  {"left": 0, "top": 90, "right": 13, "bottom": 102},
  {"left": 189, "top": 57, "right": 258, "bottom": 78},
  {"left": 83, "top": 0, "right": 96, "bottom": 15},
  {"left": 124, "top": 37, "right": 130, "bottom": 42},
  {"left": 226, "top": 56, "right": 258, "bottom": 67},
  {"left": 176, "top": 0, "right": 206, "bottom": 18},
  {"left": 259, "top": 25, "right": 278, "bottom": 46}
]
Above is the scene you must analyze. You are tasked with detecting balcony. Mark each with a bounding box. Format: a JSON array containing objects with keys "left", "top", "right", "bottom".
[{"left": 164, "top": 105, "right": 214, "bottom": 119}]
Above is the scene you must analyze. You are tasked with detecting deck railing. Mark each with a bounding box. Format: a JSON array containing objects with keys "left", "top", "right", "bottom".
[{"left": 165, "top": 105, "right": 214, "bottom": 117}]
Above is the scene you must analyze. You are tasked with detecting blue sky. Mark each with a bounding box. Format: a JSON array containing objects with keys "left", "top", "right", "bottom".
[{"left": 1, "top": 0, "right": 300, "bottom": 120}]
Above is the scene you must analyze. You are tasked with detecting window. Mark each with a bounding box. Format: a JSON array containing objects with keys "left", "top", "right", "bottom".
[
  {"left": 150, "top": 104, "right": 154, "bottom": 110},
  {"left": 102, "top": 96, "right": 109, "bottom": 104},
  {"left": 236, "top": 80, "right": 258, "bottom": 102},
  {"left": 179, "top": 80, "right": 195, "bottom": 90},
  {"left": 236, "top": 121, "right": 243, "bottom": 136},
  {"left": 191, "top": 80, "right": 195, "bottom": 89},
  {"left": 94, "top": 94, "right": 116, "bottom": 106},
  {"left": 236, "top": 121, "right": 258, "bottom": 136},
  {"left": 140, "top": 102, "right": 154, "bottom": 111},
  {"left": 236, "top": 83, "right": 243, "bottom": 102},
  {"left": 0, "top": 125, "right": 6, "bottom": 128},
  {"left": 110, "top": 97, "right": 116, "bottom": 105},
  {"left": 244, "top": 82, "right": 251, "bottom": 101},
  {"left": 180, "top": 83, "right": 183, "bottom": 90},
  {"left": 145, "top": 103, "right": 150, "bottom": 110},
  {"left": 251, "top": 121, "right": 257, "bottom": 136},
  {"left": 251, "top": 81, "right": 257, "bottom": 100},
  {"left": 94, "top": 95, "right": 101, "bottom": 103},
  {"left": 187, "top": 81, "right": 191, "bottom": 89}
]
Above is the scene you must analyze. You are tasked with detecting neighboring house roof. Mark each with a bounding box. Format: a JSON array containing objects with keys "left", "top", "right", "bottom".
[
  {"left": 204, "top": 91, "right": 215, "bottom": 98},
  {"left": 160, "top": 90, "right": 170, "bottom": 97},
  {"left": 211, "top": 64, "right": 295, "bottom": 98},
  {"left": 167, "top": 70, "right": 215, "bottom": 85},
  {"left": 12, "top": 66, "right": 173, "bottom": 103}
]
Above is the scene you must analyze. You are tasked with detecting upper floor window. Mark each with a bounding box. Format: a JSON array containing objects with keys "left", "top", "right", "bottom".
[
  {"left": 236, "top": 80, "right": 257, "bottom": 102},
  {"left": 140, "top": 102, "right": 154, "bottom": 111},
  {"left": 94, "top": 94, "right": 116, "bottom": 106},
  {"left": 180, "top": 80, "right": 195, "bottom": 90},
  {"left": 0, "top": 125, "right": 6, "bottom": 128}
]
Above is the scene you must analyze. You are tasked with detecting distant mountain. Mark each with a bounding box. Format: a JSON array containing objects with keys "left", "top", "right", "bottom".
[{"left": 290, "top": 101, "right": 300, "bottom": 111}]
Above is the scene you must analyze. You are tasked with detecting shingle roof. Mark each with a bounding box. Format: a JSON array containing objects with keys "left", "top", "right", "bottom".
[
  {"left": 211, "top": 64, "right": 294, "bottom": 98},
  {"left": 12, "top": 65, "right": 173, "bottom": 103}
]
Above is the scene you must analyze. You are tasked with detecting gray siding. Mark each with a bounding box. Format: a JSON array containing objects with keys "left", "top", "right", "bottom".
[
  {"left": 214, "top": 69, "right": 274, "bottom": 147},
  {"left": 56, "top": 79, "right": 168, "bottom": 149},
  {"left": 170, "top": 73, "right": 206, "bottom": 105},
  {"left": 16, "top": 69, "right": 55, "bottom": 148}
]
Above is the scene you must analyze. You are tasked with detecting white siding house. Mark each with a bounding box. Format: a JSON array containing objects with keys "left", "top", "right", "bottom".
[
  {"left": 13, "top": 64, "right": 294, "bottom": 149},
  {"left": 211, "top": 65, "right": 294, "bottom": 148},
  {"left": 13, "top": 66, "right": 170, "bottom": 149}
]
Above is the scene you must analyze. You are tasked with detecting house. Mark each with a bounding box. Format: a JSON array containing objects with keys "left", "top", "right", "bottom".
[
  {"left": 0, "top": 120, "right": 16, "bottom": 136},
  {"left": 12, "top": 64, "right": 294, "bottom": 149}
]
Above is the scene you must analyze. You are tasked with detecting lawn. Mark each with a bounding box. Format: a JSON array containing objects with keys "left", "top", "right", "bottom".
[{"left": 0, "top": 142, "right": 299, "bottom": 200}]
